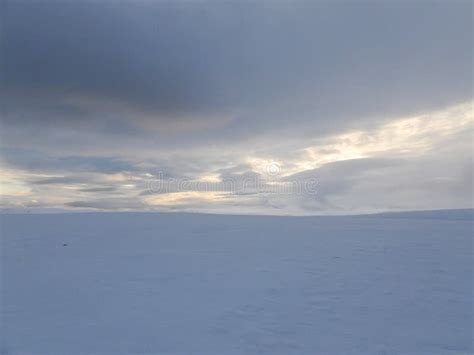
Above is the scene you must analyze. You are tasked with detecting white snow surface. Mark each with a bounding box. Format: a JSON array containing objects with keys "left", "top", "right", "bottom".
[{"left": 1, "top": 210, "right": 473, "bottom": 354}]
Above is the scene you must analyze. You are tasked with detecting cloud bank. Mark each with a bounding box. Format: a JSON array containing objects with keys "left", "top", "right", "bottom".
[{"left": 1, "top": 1, "right": 472, "bottom": 214}]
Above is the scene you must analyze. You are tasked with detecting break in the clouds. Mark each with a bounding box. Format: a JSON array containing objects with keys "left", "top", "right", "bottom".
[{"left": 1, "top": 0, "right": 472, "bottom": 214}]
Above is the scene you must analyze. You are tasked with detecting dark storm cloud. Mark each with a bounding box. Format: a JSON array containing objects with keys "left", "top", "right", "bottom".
[{"left": 3, "top": 0, "right": 472, "bottom": 144}]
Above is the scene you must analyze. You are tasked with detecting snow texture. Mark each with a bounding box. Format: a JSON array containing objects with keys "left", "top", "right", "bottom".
[{"left": 1, "top": 210, "right": 473, "bottom": 354}]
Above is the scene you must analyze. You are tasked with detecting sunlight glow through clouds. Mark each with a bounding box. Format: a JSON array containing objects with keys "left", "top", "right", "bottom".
[
  {"left": 2, "top": 0, "right": 471, "bottom": 214},
  {"left": 290, "top": 101, "right": 473, "bottom": 175},
  {"left": 197, "top": 173, "right": 222, "bottom": 183},
  {"left": 144, "top": 191, "right": 230, "bottom": 206},
  {"left": 244, "top": 102, "right": 472, "bottom": 178},
  {"left": 0, "top": 101, "right": 472, "bottom": 212}
]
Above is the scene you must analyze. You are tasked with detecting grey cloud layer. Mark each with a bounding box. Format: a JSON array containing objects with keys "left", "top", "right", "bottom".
[
  {"left": 4, "top": 2, "right": 472, "bottom": 140},
  {"left": 1, "top": 1, "right": 472, "bottom": 214}
]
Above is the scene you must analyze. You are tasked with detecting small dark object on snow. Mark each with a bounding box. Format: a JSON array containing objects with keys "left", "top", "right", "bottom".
[{"left": 63, "top": 243, "right": 68, "bottom": 247}]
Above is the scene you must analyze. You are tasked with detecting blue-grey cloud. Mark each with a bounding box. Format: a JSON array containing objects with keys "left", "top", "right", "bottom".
[
  {"left": 3, "top": 1, "right": 471, "bottom": 141},
  {"left": 0, "top": 1, "right": 472, "bottom": 214},
  {"left": 1, "top": 148, "right": 136, "bottom": 173},
  {"left": 66, "top": 198, "right": 147, "bottom": 210}
]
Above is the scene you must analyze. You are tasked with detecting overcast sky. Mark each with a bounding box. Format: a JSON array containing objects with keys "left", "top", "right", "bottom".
[{"left": 1, "top": 0, "right": 472, "bottom": 214}]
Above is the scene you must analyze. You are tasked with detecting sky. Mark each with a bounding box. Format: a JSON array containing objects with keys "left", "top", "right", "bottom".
[{"left": 1, "top": 0, "right": 473, "bottom": 215}]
